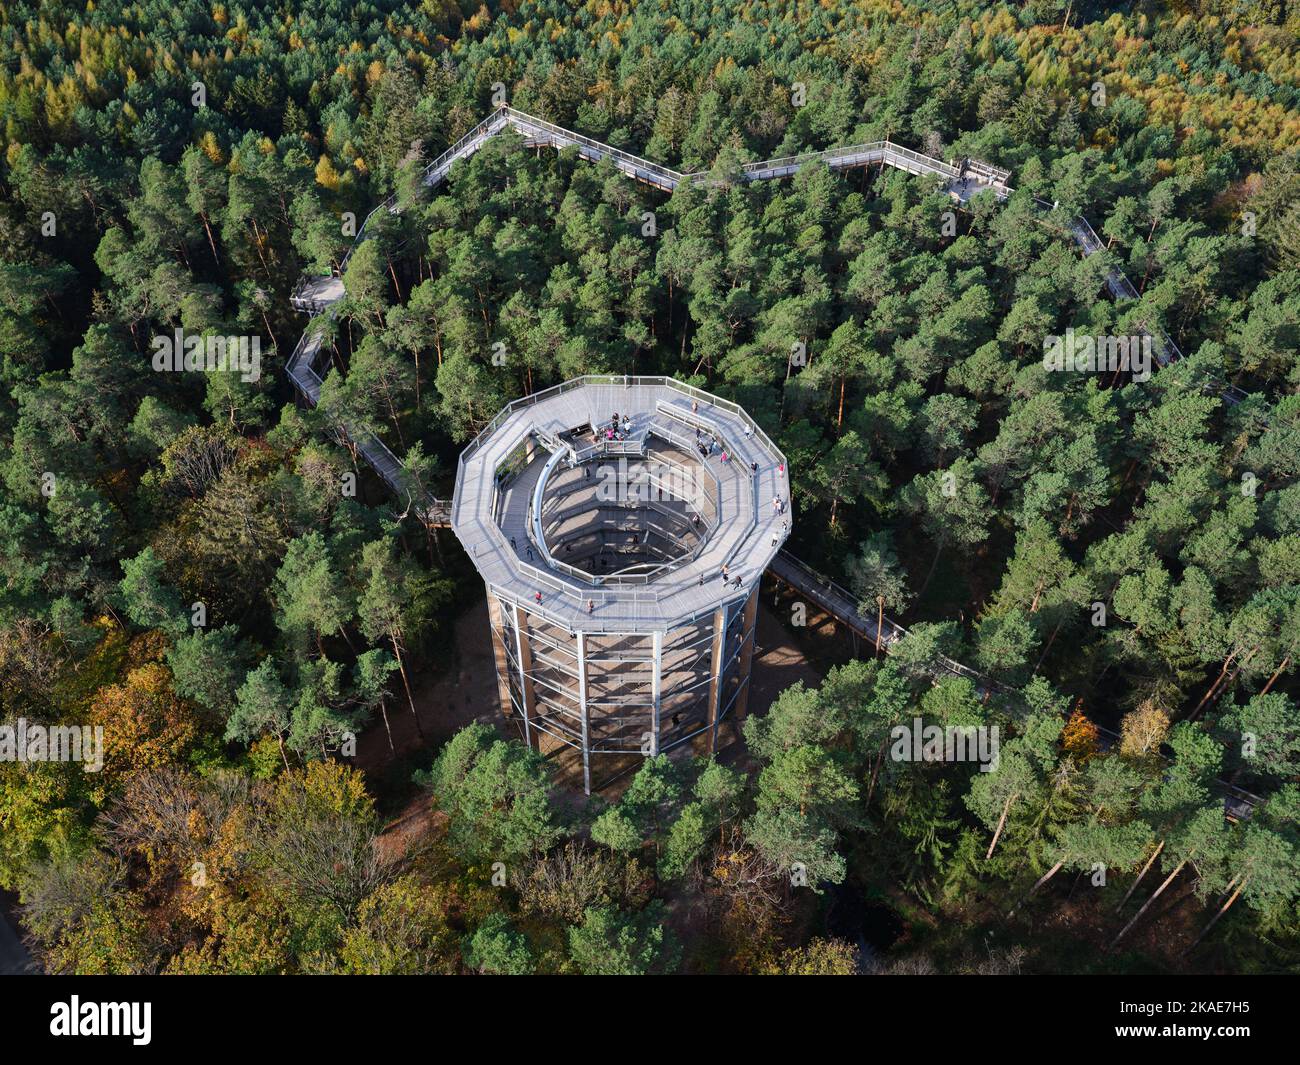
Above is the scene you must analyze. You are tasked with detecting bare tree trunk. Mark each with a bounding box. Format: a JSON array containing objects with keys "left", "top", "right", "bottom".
[
  {"left": 1186, "top": 877, "right": 1247, "bottom": 953},
  {"left": 1190, "top": 652, "right": 1237, "bottom": 718},
  {"left": 1116, "top": 839, "right": 1164, "bottom": 912},
  {"left": 1010, "top": 860, "right": 1064, "bottom": 916},
  {"left": 201, "top": 214, "right": 221, "bottom": 265},
  {"left": 1111, "top": 858, "right": 1187, "bottom": 949},
  {"left": 986, "top": 792, "right": 1017, "bottom": 860},
  {"left": 1191, "top": 647, "right": 1258, "bottom": 720},
  {"left": 386, "top": 254, "right": 403, "bottom": 302},
  {"left": 392, "top": 633, "right": 426, "bottom": 739},
  {"left": 378, "top": 694, "right": 395, "bottom": 753},
  {"left": 1033, "top": 615, "right": 1066, "bottom": 674},
  {"left": 1260, "top": 655, "right": 1291, "bottom": 696},
  {"left": 865, "top": 738, "right": 888, "bottom": 809},
  {"left": 1029, "top": 580, "right": 1045, "bottom": 614}
]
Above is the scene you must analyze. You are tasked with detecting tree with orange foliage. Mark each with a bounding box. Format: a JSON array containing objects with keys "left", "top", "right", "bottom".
[
  {"left": 88, "top": 662, "right": 201, "bottom": 794},
  {"left": 1061, "top": 705, "right": 1100, "bottom": 761}
]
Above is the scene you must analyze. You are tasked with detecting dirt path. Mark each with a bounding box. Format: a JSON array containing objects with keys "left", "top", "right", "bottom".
[{"left": 355, "top": 596, "right": 506, "bottom": 778}]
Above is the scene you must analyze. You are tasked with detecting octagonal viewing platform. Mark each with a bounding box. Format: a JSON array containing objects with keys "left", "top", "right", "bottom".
[
  {"left": 451, "top": 376, "right": 790, "bottom": 791},
  {"left": 451, "top": 376, "right": 790, "bottom": 633}
]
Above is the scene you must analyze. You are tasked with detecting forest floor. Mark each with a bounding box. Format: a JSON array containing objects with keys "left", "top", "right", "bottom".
[
  {"left": 357, "top": 594, "right": 502, "bottom": 826},
  {"left": 0, "top": 890, "right": 37, "bottom": 975}
]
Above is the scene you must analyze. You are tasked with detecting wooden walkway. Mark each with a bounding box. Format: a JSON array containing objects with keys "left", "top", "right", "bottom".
[
  {"left": 278, "top": 102, "right": 1262, "bottom": 810},
  {"left": 768, "top": 549, "right": 1259, "bottom": 821},
  {"left": 288, "top": 104, "right": 1243, "bottom": 431}
]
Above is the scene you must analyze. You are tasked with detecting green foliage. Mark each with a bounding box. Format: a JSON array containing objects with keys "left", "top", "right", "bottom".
[
  {"left": 465, "top": 913, "right": 534, "bottom": 975},
  {"left": 3, "top": 0, "right": 1300, "bottom": 977},
  {"left": 421, "top": 724, "right": 563, "bottom": 865},
  {"left": 567, "top": 904, "right": 677, "bottom": 976}
]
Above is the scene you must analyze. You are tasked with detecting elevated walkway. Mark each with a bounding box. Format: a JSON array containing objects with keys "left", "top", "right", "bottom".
[
  {"left": 289, "top": 103, "right": 1242, "bottom": 416},
  {"left": 276, "top": 102, "right": 1259, "bottom": 742},
  {"left": 768, "top": 549, "right": 1261, "bottom": 821},
  {"left": 290, "top": 274, "right": 346, "bottom": 314}
]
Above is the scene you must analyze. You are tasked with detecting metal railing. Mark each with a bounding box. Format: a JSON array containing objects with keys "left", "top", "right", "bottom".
[
  {"left": 501, "top": 107, "right": 686, "bottom": 187},
  {"left": 772, "top": 550, "right": 996, "bottom": 691},
  {"left": 526, "top": 441, "right": 719, "bottom": 586}
]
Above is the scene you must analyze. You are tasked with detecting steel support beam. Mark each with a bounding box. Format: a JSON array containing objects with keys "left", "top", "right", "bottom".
[
  {"left": 488, "top": 593, "right": 515, "bottom": 718},
  {"left": 733, "top": 587, "right": 760, "bottom": 721},
  {"left": 706, "top": 605, "right": 727, "bottom": 754},
  {"left": 513, "top": 604, "right": 537, "bottom": 750},
  {"left": 576, "top": 632, "right": 592, "bottom": 795},
  {"left": 651, "top": 630, "right": 663, "bottom": 757}
]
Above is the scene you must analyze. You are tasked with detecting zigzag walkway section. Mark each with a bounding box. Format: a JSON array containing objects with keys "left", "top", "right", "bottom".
[
  {"left": 287, "top": 104, "right": 1242, "bottom": 461},
  {"left": 281, "top": 105, "right": 1258, "bottom": 815}
]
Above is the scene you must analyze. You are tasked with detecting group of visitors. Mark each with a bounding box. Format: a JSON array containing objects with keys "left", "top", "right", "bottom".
[
  {"left": 604, "top": 411, "right": 631, "bottom": 442},
  {"left": 694, "top": 427, "right": 719, "bottom": 461},
  {"left": 717, "top": 564, "right": 743, "bottom": 589}
]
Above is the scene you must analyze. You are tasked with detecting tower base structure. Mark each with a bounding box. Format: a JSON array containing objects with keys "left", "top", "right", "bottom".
[{"left": 451, "top": 377, "right": 790, "bottom": 792}]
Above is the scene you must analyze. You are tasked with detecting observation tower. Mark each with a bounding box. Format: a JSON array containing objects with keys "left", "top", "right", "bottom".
[{"left": 450, "top": 377, "right": 791, "bottom": 792}]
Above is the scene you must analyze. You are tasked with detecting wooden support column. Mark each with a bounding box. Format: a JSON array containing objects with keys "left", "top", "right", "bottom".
[
  {"left": 733, "top": 587, "right": 760, "bottom": 722},
  {"left": 488, "top": 594, "right": 514, "bottom": 718},
  {"left": 651, "top": 630, "right": 663, "bottom": 757},
  {"left": 706, "top": 605, "right": 727, "bottom": 754},
  {"left": 577, "top": 632, "right": 591, "bottom": 796},
  {"left": 513, "top": 604, "right": 537, "bottom": 751}
]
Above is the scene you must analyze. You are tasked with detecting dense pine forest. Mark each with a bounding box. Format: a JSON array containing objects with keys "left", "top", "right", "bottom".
[{"left": 1, "top": 0, "right": 1299, "bottom": 976}]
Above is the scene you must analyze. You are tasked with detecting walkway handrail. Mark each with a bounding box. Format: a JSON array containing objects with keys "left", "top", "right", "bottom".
[
  {"left": 501, "top": 107, "right": 687, "bottom": 185},
  {"left": 773, "top": 549, "right": 998, "bottom": 691}
]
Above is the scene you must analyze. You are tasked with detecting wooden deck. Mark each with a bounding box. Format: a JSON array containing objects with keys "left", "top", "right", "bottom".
[{"left": 451, "top": 377, "right": 790, "bottom": 632}]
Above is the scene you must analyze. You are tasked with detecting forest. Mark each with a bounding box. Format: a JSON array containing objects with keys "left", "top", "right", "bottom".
[{"left": 1, "top": 0, "right": 1299, "bottom": 976}]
